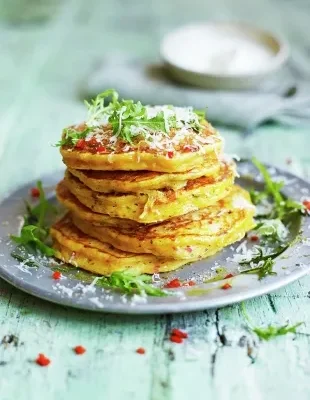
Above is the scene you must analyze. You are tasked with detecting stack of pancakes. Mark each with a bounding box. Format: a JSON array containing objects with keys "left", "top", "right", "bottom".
[{"left": 51, "top": 114, "right": 255, "bottom": 276}]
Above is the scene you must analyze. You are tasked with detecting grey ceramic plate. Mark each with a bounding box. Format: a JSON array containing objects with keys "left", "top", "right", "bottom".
[{"left": 0, "top": 161, "right": 309, "bottom": 314}]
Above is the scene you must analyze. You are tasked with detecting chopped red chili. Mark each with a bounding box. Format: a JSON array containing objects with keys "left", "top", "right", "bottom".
[
  {"left": 164, "top": 278, "right": 181, "bottom": 288},
  {"left": 170, "top": 335, "right": 183, "bottom": 344},
  {"left": 75, "top": 139, "right": 86, "bottom": 150},
  {"left": 136, "top": 347, "right": 146, "bottom": 355},
  {"left": 167, "top": 151, "right": 174, "bottom": 159},
  {"left": 171, "top": 329, "right": 188, "bottom": 339},
  {"left": 36, "top": 353, "right": 51, "bottom": 367},
  {"left": 96, "top": 145, "right": 107, "bottom": 153},
  {"left": 224, "top": 273, "right": 234, "bottom": 279},
  {"left": 74, "top": 345, "right": 86, "bottom": 355},
  {"left": 87, "top": 137, "right": 98, "bottom": 147},
  {"left": 250, "top": 235, "right": 259, "bottom": 242},
  {"left": 186, "top": 246, "right": 193, "bottom": 253},
  {"left": 303, "top": 200, "right": 310, "bottom": 211},
  {"left": 221, "top": 283, "right": 232, "bottom": 290},
  {"left": 182, "top": 280, "right": 196, "bottom": 287},
  {"left": 52, "top": 271, "right": 62, "bottom": 280},
  {"left": 30, "top": 187, "right": 40, "bottom": 198}
]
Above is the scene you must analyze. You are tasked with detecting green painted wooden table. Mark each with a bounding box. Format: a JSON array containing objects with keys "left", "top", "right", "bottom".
[{"left": 0, "top": 1, "right": 309, "bottom": 399}]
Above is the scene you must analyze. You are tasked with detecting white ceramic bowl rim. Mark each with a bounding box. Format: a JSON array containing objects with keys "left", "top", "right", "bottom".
[{"left": 160, "top": 22, "right": 290, "bottom": 79}]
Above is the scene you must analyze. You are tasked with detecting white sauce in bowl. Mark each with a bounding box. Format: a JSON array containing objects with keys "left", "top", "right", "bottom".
[{"left": 162, "top": 24, "right": 280, "bottom": 77}]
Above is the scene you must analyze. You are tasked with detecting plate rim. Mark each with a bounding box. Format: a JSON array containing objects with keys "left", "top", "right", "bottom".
[{"left": 0, "top": 161, "right": 309, "bottom": 314}]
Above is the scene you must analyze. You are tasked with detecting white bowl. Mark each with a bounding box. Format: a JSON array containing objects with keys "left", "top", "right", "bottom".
[{"left": 160, "top": 22, "right": 289, "bottom": 90}]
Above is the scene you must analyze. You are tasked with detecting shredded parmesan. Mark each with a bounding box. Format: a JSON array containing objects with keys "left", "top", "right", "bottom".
[{"left": 82, "top": 105, "right": 220, "bottom": 153}]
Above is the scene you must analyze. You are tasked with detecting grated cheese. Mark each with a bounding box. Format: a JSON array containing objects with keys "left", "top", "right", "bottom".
[{"left": 82, "top": 105, "right": 220, "bottom": 153}]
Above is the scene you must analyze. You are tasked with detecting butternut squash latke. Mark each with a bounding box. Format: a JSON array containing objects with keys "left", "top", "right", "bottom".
[{"left": 52, "top": 89, "right": 254, "bottom": 275}]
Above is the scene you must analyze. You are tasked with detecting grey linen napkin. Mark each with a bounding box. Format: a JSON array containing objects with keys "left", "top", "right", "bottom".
[{"left": 85, "top": 55, "right": 310, "bottom": 130}]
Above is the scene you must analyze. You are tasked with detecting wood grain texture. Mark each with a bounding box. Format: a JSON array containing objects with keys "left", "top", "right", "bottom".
[{"left": 0, "top": 0, "right": 309, "bottom": 399}]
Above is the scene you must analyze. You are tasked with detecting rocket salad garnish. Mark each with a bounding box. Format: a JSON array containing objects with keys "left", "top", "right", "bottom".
[{"left": 57, "top": 89, "right": 205, "bottom": 147}]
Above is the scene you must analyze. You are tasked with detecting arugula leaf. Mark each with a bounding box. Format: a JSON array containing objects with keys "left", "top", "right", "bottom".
[
  {"left": 252, "top": 158, "right": 304, "bottom": 220},
  {"left": 95, "top": 94, "right": 174, "bottom": 143},
  {"left": 58, "top": 89, "right": 204, "bottom": 146},
  {"left": 11, "top": 226, "right": 54, "bottom": 257},
  {"left": 252, "top": 157, "right": 284, "bottom": 204},
  {"left": 243, "top": 159, "right": 306, "bottom": 280},
  {"left": 241, "top": 302, "right": 303, "bottom": 341},
  {"left": 255, "top": 219, "right": 288, "bottom": 243},
  {"left": 203, "top": 267, "right": 230, "bottom": 283},
  {"left": 28, "top": 181, "right": 57, "bottom": 230},
  {"left": 96, "top": 269, "right": 167, "bottom": 297},
  {"left": 84, "top": 88, "right": 119, "bottom": 126},
  {"left": 11, "top": 251, "right": 44, "bottom": 268},
  {"left": 240, "top": 244, "right": 289, "bottom": 279},
  {"left": 249, "top": 189, "right": 268, "bottom": 205},
  {"left": 241, "top": 257, "right": 276, "bottom": 280},
  {"left": 56, "top": 126, "right": 91, "bottom": 147},
  {"left": 11, "top": 181, "right": 56, "bottom": 257},
  {"left": 193, "top": 109, "right": 205, "bottom": 121},
  {"left": 239, "top": 244, "right": 289, "bottom": 266},
  {"left": 252, "top": 323, "right": 304, "bottom": 341}
]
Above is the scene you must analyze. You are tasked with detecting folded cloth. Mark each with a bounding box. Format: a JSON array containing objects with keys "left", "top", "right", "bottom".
[{"left": 85, "top": 55, "right": 310, "bottom": 131}]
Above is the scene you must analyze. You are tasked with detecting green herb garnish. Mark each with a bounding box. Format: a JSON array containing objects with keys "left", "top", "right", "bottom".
[
  {"left": 96, "top": 269, "right": 167, "bottom": 297},
  {"left": 241, "top": 158, "right": 305, "bottom": 279},
  {"left": 11, "top": 226, "right": 54, "bottom": 256},
  {"left": 251, "top": 158, "right": 304, "bottom": 220},
  {"left": 240, "top": 244, "right": 288, "bottom": 279},
  {"left": 57, "top": 126, "right": 91, "bottom": 147},
  {"left": 11, "top": 181, "right": 56, "bottom": 257},
  {"left": 241, "top": 257, "right": 276, "bottom": 280},
  {"left": 10, "top": 251, "right": 42, "bottom": 268},
  {"left": 241, "top": 302, "right": 303, "bottom": 341},
  {"left": 204, "top": 267, "right": 230, "bottom": 283},
  {"left": 58, "top": 89, "right": 205, "bottom": 146},
  {"left": 239, "top": 244, "right": 289, "bottom": 266},
  {"left": 255, "top": 219, "right": 288, "bottom": 243},
  {"left": 252, "top": 322, "right": 304, "bottom": 341}
]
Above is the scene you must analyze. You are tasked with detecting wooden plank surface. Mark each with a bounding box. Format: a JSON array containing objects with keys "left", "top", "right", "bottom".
[{"left": 0, "top": 1, "right": 309, "bottom": 399}]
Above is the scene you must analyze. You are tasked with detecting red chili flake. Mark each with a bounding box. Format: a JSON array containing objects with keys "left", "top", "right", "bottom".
[
  {"left": 136, "top": 347, "right": 146, "bottom": 355},
  {"left": 170, "top": 335, "right": 183, "bottom": 344},
  {"left": 171, "top": 329, "right": 188, "bottom": 339},
  {"left": 183, "top": 280, "right": 196, "bottom": 287},
  {"left": 164, "top": 278, "right": 181, "bottom": 288},
  {"left": 303, "top": 200, "right": 310, "bottom": 211},
  {"left": 186, "top": 246, "right": 193, "bottom": 253},
  {"left": 250, "top": 235, "right": 259, "bottom": 242},
  {"left": 52, "top": 271, "right": 62, "bottom": 280},
  {"left": 183, "top": 145, "right": 198, "bottom": 152},
  {"left": 36, "top": 353, "right": 51, "bottom": 367},
  {"left": 74, "top": 345, "right": 86, "bottom": 355},
  {"left": 183, "top": 145, "right": 192, "bottom": 152},
  {"left": 167, "top": 151, "right": 174, "bottom": 159},
  {"left": 87, "top": 137, "right": 98, "bottom": 147},
  {"left": 75, "top": 139, "right": 86, "bottom": 149},
  {"left": 96, "top": 145, "right": 107, "bottom": 153},
  {"left": 221, "top": 283, "right": 232, "bottom": 290},
  {"left": 30, "top": 187, "right": 40, "bottom": 198},
  {"left": 224, "top": 273, "right": 234, "bottom": 279}
]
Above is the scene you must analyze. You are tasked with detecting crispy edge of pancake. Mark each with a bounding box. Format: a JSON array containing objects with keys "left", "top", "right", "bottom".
[
  {"left": 60, "top": 137, "right": 223, "bottom": 172},
  {"left": 56, "top": 180, "right": 143, "bottom": 229},
  {"left": 50, "top": 215, "right": 189, "bottom": 275},
  {"left": 67, "top": 154, "right": 221, "bottom": 193},
  {"left": 72, "top": 186, "right": 255, "bottom": 260},
  {"left": 63, "top": 162, "right": 235, "bottom": 223}
]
